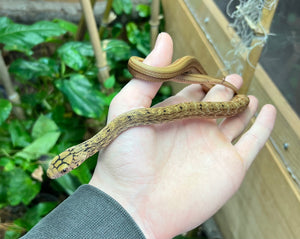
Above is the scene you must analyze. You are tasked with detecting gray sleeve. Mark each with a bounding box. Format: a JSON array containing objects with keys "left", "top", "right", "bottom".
[{"left": 21, "top": 184, "right": 145, "bottom": 239}]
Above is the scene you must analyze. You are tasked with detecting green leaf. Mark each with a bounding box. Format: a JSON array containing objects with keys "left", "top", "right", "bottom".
[
  {"left": 16, "top": 132, "right": 60, "bottom": 160},
  {"left": 104, "top": 75, "right": 116, "bottom": 89},
  {"left": 7, "top": 168, "right": 41, "bottom": 206},
  {"left": 14, "top": 202, "right": 57, "bottom": 230},
  {"left": 8, "top": 120, "right": 31, "bottom": 148},
  {"left": 70, "top": 162, "right": 92, "bottom": 184},
  {"left": 57, "top": 42, "right": 94, "bottom": 71},
  {"left": 15, "top": 116, "right": 60, "bottom": 159},
  {"left": 0, "top": 157, "right": 15, "bottom": 171},
  {"left": 55, "top": 74, "right": 107, "bottom": 118},
  {"left": 102, "top": 39, "right": 131, "bottom": 62},
  {"left": 159, "top": 85, "right": 172, "bottom": 96},
  {"left": 136, "top": 4, "right": 151, "bottom": 18},
  {"left": 126, "top": 22, "right": 150, "bottom": 56},
  {"left": 0, "top": 174, "right": 9, "bottom": 207},
  {"left": 122, "top": 68, "right": 132, "bottom": 79},
  {"left": 121, "top": 0, "right": 133, "bottom": 14},
  {"left": 0, "top": 16, "right": 13, "bottom": 28},
  {"left": 112, "top": 0, "right": 133, "bottom": 15},
  {"left": 53, "top": 18, "right": 77, "bottom": 35},
  {"left": 31, "top": 115, "right": 59, "bottom": 139},
  {"left": 137, "top": 43, "right": 150, "bottom": 56},
  {"left": 137, "top": 24, "right": 151, "bottom": 56},
  {"left": 53, "top": 174, "right": 80, "bottom": 195},
  {"left": 0, "top": 17, "right": 66, "bottom": 55},
  {"left": 0, "top": 99, "right": 12, "bottom": 125},
  {"left": 9, "top": 57, "right": 59, "bottom": 81},
  {"left": 112, "top": 22, "right": 123, "bottom": 38},
  {"left": 50, "top": 106, "right": 86, "bottom": 143},
  {"left": 126, "top": 22, "right": 139, "bottom": 44},
  {"left": 112, "top": 0, "right": 123, "bottom": 14},
  {"left": 22, "top": 91, "right": 48, "bottom": 109},
  {"left": 4, "top": 229, "right": 21, "bottom": 239}
]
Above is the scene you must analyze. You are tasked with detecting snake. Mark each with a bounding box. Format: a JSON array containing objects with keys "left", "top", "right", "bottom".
[{"left": 47, "top": 56, "right": 250, "bottom": 179}]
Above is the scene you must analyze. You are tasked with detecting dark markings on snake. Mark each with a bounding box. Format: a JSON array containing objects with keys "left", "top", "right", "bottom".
[
  {"left": 53, "top": 156, "right": 61, "bottom": 165},
  {"left": 54, "top": 161, "right": 70, "bottom": 169}
]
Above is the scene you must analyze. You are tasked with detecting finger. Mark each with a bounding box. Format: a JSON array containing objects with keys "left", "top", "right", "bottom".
[
  {"left": 235, "top": 104, "right": 276, "bottom": 169},
  {"left": 107, "top": 32, "right": 173, "bottom": 122},
  {"left": 176, "top": 84, "right": 206, "bottom": 102},
  {"left": 154, "top": 84, "right": 206, "bottom": 108},
  {"left": 219, "top": 95, "right": 258, "bottom": 141},
  {"left": 203, "top": 74, "right": 243, "bottom": 102}
]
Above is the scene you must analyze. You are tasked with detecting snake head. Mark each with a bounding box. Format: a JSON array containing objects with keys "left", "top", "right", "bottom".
[
  {"left": 47, "top": 150, "right": 74, "bottom": 179},
  {"left": 47, "top": 163, "right": 71, "bottom": 179}
]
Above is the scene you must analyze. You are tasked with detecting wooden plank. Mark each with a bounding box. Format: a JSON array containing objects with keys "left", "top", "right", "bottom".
[
  {"left": 215, "top": 141, "right": 300, "bottom": 239},
  {"left": 161, "top": 0, "right": 300, "bottom": 238},
  {"left": 251, "top": 65, "right": 300, "bottom": 185}
]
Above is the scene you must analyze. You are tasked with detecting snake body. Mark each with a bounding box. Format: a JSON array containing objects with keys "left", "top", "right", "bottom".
[{"left": 47, "top": 56, "right": 249, "bottom": 179}]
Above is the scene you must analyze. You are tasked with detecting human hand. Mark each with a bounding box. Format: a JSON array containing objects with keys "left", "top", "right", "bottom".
[{"left": 89, "top": 33, "right": 276, "bottom": 238}]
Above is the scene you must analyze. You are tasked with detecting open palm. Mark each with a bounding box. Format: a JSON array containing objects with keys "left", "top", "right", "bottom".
[{"left": 89, "top": 33, "right": 276, "bottom": 239}]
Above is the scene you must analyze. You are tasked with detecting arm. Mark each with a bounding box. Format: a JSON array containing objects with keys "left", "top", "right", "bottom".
[{"left": 21, "top": 185, "right": 145, "bottom": 239}]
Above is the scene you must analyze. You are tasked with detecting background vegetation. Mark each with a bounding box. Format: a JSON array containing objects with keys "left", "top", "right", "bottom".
[{"left": 0, "top": 1, "right": 170, "bottom": 238}]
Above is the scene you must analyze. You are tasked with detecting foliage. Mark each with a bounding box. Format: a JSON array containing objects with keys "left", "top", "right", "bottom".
[
  {"left": 0, "top": 99, "right": 12, "bottom": 125},
  {"left": 112, "top": 0, "right": 133, "bottom": 15},
  {"left": 0, "top": 2, "right": 169, "bottom": 238},
  {"left": 0, "top": 17, "right": 66, "bottom": 55},
  {"left": 55, "top": 74, "right": 107, "bottom": 118},
  {"left": 126, "top": 21, "right": 151, "bottom": 56}
]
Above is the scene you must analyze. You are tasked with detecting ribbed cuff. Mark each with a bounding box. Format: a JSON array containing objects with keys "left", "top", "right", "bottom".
[{"left": 21, "top": 184, "right": 145, "bottom": 239}]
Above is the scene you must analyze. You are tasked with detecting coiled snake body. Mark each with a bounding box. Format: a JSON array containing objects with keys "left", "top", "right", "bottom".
[{"left": 47, "top": 56, "right": 249, "bottom": 179}]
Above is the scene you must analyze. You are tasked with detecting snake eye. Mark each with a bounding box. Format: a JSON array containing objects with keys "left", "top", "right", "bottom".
[{"left": 62, "top": 168, "right": 67, "bottom": 173}]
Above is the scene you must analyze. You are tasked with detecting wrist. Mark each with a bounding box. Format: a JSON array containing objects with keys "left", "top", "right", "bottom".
[{"left": 89, "top": 175, "right": 157, "bottom": 239}]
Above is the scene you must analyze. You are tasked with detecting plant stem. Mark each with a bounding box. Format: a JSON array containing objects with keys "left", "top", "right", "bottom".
[
  {"left": 1, "top": 148, "right": 11, "bottom": 157},
  {"left": 79, "top": 0, "right": 110, "bottom": 88},
  {"left": 99, "top": 0, "right": 113, "bottom": 38},
  {"left": 0, "top": 51, "right": 25, "bottom": 119},
  {"left": 75, "top": 0, "right": 97, "bottom": 41},
  {"left": 150, "top": 0, "right": 160, "bottom": 49},
  {"left": 42, "top": 99, "right": 52, "bottom": 111}
]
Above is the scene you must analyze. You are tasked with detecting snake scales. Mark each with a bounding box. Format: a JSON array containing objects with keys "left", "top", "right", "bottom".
[{"left": 47, "top": 56, "right": 249, "bottom": 179}]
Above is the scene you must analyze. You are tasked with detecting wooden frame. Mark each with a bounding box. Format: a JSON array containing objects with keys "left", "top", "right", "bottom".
[{"left": 161, "top": 0, "right": 300, "bottom": 238}]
